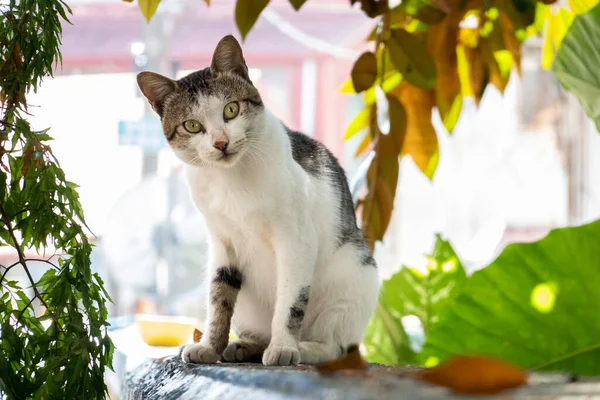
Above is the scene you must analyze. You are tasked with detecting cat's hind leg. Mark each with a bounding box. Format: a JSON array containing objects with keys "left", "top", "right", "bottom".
[
  {"left": 222, "top": 332, "right": 268, "bottom": 363},
  {"left": 300, "top": 243, "right": 380, "bottom": 364}
]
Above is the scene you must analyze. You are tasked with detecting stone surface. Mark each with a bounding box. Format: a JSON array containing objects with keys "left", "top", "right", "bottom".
[{"left": 123, "top": 354, "right": 600, "bottom": 400}]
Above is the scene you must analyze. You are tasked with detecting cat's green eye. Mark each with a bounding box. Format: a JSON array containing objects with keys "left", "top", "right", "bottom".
[
  {"left": 223, "top": 101, "right": 239, "bottom": 120},
  {"left": 183, "top": 119, "right": 203, "bottom": 133}
]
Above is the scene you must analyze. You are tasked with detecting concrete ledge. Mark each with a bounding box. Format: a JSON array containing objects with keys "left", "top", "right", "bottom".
[{"left": 123, "top": 355, "right": 600, "bottom": 400}]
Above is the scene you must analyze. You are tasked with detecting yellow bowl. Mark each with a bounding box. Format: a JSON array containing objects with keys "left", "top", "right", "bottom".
[{"left": 135, "top": 314, "right": 198, "bottom": 347}]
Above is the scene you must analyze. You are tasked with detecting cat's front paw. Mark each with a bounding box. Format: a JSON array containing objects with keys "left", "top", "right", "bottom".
[
  {"left": 262, "top": 344, "right": 300, "bottom": 366},
  {"left": 182, "top": 343, "right": 220, "bottom": 364}
]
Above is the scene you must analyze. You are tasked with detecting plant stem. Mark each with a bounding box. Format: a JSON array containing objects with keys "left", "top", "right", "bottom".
[
  {"left": 0, "top": 202, "right": 62, "bottom": 331},
  {"left": 0, "top": 261, "right": 20, "bottom": 285}
]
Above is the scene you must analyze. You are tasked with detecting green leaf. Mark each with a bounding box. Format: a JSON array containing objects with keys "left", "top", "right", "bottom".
[
  {"left": 553, "top": 2, "right": 600, "bottom": 133},
  {"left": 387, "top": 29, "right": 436, "bottom": 89},
  {"left": 137, "top": 0, "right": 161, "bottom": 23},
  {"left": 235, "top": 0, "right": 270, "bottom": 39},
  {"left": 365, "top": 235, "right": 466, "bottom": 364},
  {"left": 289, "top": 0, "right": 307, "bottom": 11},
  {"left": 364, "top": 303, "right": 418, "bottom": 365},
  {"left": 423, "top": 219, "right": 600, "bottom": 375}
]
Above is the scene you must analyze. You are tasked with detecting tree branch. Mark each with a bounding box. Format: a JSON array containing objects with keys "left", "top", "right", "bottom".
[
  {"left": 0, "top": 261, "right": 20, "bottom": 286},
  {"left": 0, "top": 202, "right": 62, "bottom": 331}
]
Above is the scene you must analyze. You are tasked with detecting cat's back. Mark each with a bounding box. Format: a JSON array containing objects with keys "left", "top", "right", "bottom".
[{"left": 284, "top": 126, "right": 359, "bottom": 238}]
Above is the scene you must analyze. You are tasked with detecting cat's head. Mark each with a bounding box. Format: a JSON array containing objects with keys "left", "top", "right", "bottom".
[{"left": 136, "top": 35, "right": 264, "bottom": 168}]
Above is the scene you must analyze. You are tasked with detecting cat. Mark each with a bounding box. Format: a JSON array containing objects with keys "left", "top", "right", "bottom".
[{"left": 136, "top": 35, "right": 380, "bottom": 366}]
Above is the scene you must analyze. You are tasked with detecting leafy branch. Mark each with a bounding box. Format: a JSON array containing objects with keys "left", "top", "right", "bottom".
[{"left": 0, "top": 0, "right": 113, "bottom": 398}]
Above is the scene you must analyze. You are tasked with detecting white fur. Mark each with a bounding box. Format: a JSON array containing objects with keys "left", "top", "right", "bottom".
[{"left": 182, "top": 107, "right": 380, "bottom": 365}]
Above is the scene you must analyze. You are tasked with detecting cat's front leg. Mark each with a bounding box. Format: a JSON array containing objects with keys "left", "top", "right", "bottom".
[
  {"left": 183, "top": 240, "right": 241, "bottom": 364},
  {"left": 263, "top": 233, "right": 316, "bottom": 366}
]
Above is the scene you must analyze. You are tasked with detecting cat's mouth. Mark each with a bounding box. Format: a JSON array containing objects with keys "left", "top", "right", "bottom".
[{"left": 217, "top": 151, "right": 238, "bottom": 162}]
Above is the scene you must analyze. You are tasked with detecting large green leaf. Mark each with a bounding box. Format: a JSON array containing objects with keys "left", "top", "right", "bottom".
[
  {"left": 423, "top": 219, "right": 600, "bottom": 376},
  {"left": 387, "top": 29, "right": 437, "bottom": 89},
  {"left": 364, "top": 235, "right": 466, "bottom": 365},
  {"left": 364, "top": 303, "right": 418, "bottom": 365},
  {"left": 553, "top": 3, "right": 600, "bottom": 133}
]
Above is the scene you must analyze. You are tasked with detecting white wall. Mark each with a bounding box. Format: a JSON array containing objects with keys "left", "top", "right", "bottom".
[{"left": 345, "top": 77, "right": 577, "bottom": 277}]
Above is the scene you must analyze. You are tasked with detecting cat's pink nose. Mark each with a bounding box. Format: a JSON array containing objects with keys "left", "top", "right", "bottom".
[{"left": 213, "top": 138, "right": 229, "bottom": 152}]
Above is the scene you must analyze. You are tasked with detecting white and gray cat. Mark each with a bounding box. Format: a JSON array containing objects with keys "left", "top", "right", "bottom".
[{"left": 136, "top": 35, "right": 380, "bottom": 366}]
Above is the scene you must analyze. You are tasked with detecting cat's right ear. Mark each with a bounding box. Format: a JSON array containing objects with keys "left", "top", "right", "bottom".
[
  {"left": 210, "top": 35, "right": 250, "bottom": 81},
  {"left": 136, "top": 72, "right": 177, "bottom": 116}
]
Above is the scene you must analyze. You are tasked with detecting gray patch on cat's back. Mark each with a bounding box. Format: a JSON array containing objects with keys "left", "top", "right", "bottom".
[
  {"left": 361, "top": 252, "right": 377, "bottom": 268},
  {"left": 285, "top": 128, "right": 324, "bottom": 177},
  {"left": 283, "top": 126, "right": 375, "bottom": 266}
]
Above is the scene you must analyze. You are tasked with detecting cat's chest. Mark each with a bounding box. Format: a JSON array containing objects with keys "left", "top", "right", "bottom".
[{"left": 187, "top": 168, "right": 275, "bottom": 217}]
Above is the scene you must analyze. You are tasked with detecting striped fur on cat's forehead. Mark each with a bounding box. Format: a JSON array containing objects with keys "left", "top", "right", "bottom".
[{"left": 160, "top": 68, "right": 263, "bottom": 145}]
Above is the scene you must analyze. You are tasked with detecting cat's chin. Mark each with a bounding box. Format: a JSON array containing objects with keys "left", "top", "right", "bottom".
[{"left": 210, "top": 151, "right": 243, "bottom": 168}]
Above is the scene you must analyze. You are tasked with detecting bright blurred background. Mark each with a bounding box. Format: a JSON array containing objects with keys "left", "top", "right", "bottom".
[{"left": 1, "top": 0, "right": 599, "bottom": 395}]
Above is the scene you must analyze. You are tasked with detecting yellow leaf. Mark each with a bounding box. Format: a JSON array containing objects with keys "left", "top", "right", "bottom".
[
  {"left": 340, "top": 78, "right": 356, "bottom": 94},
  {"left": 541, "top": 30, "right": 554, "bottom": 69},
  {"left": 493, "top": 49, "right": 513, "bottom": 77},
  {"left": 481, "top": 38, "right": 509, "bottom": 94},
  {"left": 354, "top": 132, "right": 372, "bottom": 157},
  {"left": 459, "top": 27, "right": 479, "bottom": 49},
  {"left": 551, "top": 8, "right": 574, "bottom": 49},
  {"left": 342, "top": 71, "right": 402, "bottom": 97},
  {"left": 392, "top": 83, "right": 439, "bottom": 179},
  {"left": 457, "top": 45, "right": 473, "bottom": 97},
  {"left": 235, "top": 0, "right": 270, "bottom": 39},
  {"left": 463, "top": 45, "right": 486, "bottom": 105},
  {"left": 569, "top": 0, "right": 600, "bottom": 14},
  {"left": 363, "top": 72, "right": 403, "bottom": 105},
  {"left": 351, "top": 52, "right": 378, "bottom": 93},
  {"left": 344, "top": 108, "right": 370, "bottom": 140},
  {"left": 428, "top": 12, "right": 463, "bottom": 132},
  {"left": 541, "top": 6, "right": 554, "bottom": 69},
  {"left": 138, "top": 0, "right": 161, "bottom": 23},
  {"left": 442, "top": 95, "right": 463, "bottom": 133},
  {"left": 535, "top": 3, "right": 550, "bottom": 33},
  {"left": 381, "top": 73, "right": 404, "bottom": 93},
  {"left": 541, "top": 7, "right": 574, "bottom": 70},
  {"left": 499, "top": 12, "right": 522, "bottom": 74}
]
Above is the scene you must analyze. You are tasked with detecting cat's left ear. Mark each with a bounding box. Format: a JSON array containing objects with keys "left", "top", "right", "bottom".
[
  {"left": 137, "top": 71, "right": 177, "bottom": 116},
  {"left": 210, "top": 35, "right": 250, "bottom": 81}
]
